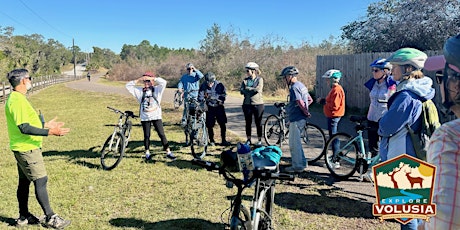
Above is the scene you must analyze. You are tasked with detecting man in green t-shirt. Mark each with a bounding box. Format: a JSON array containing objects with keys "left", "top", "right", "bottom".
[{"left": 5, "top": 69, "right": 71, "bottom": 229}]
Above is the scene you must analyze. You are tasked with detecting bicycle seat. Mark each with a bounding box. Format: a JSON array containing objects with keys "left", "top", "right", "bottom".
[
  {"left": 349, "top": 116, "right": 367, "bottom": 123},
  {"left": 274, "top": 102, "right": 286, "bottom": 108},
  {"left": 253, "top": 157, "right": 278, "bottom": 171},
  {"left": 125, "top": 111, "right": 135, "bottom": 117}
]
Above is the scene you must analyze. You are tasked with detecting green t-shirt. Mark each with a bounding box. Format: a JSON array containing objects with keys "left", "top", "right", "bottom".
[{"left": 5, "top": 91, "right": 43, "bottom": 151}]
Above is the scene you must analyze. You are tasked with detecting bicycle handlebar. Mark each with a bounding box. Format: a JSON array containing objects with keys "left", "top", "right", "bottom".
[{"left": 107, "top": 106, "right": 139, "bottom": 118}]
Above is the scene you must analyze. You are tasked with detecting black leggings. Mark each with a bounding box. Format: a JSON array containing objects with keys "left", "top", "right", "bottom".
[
  {"left": 367, "top": 120, "right": 380, "bottom": 155},
  {"left": 242, "top": 104, "right": 264, "bottom": 138},
  {"left": 17, "top": 176, "right": 54, "bottom": 217},
  {"left": 141, "top": 119, "right": 169, "bottom": 151}
]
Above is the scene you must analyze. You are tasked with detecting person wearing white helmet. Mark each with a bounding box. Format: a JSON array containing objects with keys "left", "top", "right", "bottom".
[
  {"left": 420, "top": 34, "right": 460, "bottom": 230},
  {"left": 317, "top": 69, "right": 345, "bottom": 163},
  {"left": 177, "top": 63, "right": 204, "bottom": 145},
  {"left": 240, "top": 62, "right": 264, "bottom": 146}
]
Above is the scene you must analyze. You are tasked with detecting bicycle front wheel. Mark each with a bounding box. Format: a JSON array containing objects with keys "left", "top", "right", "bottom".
[
  {"left": 191, "top": 119, "right": 208, "bottom": 159},
  {"left": 324, "top": 133, "right": 359, "bottom": 180},
  {"left": 264, "top": 115, "right": 283, "bottom": 146},
  {"left": 256, "top": 181, "right": 275, "bottom": 230},
  {"left": 230, "top": 205, "right": 251, "bottom": 230},
  {"left": 302, "top": 123, "right": 326, "bottom": 164},
  {"left": 100, "top": 132, "right": 126, "bottom": 170}
]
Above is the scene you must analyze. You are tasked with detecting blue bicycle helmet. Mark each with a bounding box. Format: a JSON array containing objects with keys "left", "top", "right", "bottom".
[{"left": 370, "top": 58, "right": 392, "bottom": 70}]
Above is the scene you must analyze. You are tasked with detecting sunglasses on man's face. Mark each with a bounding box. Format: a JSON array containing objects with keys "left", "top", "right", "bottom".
[
  {"left": 143, "top": 80, "right": 152, "bottom": 83},
  {"left": 372, "top": 69, "right": 381, "bottom": 73}
]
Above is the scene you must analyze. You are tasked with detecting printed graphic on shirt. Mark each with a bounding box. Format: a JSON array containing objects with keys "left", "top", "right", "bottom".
[
  {"left": 142, "top": 91, "right": 159, "bottom": 112},
  {"left": 372, "top": 154, "right": 437, "bottom": 224}
]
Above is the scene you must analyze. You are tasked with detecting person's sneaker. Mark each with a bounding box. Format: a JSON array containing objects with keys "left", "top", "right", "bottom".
[
  {"left": 221, "top": 140, "right": 231, "bottom": 146},
  {"left": 245, "top": 140, "right": 251, "bottom": 145},
  {"left": 333, "top": 162, "right": 341, "bottom": 169},
  {"left": 256, "top": 140, "right": 263, "bottom": 146},
  {"left": 184, "top": 141, "right": 190, "bottom": 147},
  {"left": 284, "top": 166, "right": 307, "bottom": 173},
  {"left": 209, "top": 141, "right": 215, "bottom": 146},
  {"left": 144, "top": 150, "right": 152, "bottom": 161},
  {"left": 16, "top": 213, "right": 41, "bottom": 227},
  {"left": 166, "top": 152, "right": 177, "bottom": 160},
  {"left": 180, "top": 120, "right": 187, "bottom": 128},
  {"left": 44, "top": 214, "right": 70, "bottom": 229}
]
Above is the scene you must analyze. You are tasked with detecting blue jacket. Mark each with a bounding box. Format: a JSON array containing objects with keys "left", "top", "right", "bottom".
[
  {"left": 378, "top": 77, "right": 435, "bottom": 161},
  {"left": 177, "top": 70, "right": 204, "bottom": 99}
]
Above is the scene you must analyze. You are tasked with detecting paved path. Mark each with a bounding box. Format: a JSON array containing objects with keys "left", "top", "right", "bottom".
[{"left": 65, "top": 72, "right": 377, "bottom": 203}]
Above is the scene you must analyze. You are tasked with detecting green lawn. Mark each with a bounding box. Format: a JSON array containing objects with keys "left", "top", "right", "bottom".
[{"left": 0, "top": 84, "right": 397, "bottom": 229}]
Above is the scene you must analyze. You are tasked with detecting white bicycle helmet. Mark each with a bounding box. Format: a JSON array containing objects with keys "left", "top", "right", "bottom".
[
  {"left": 245, "top": 62, "right": 259, "bottom": 70},
  {"left": 322, "top": 69, "right": 342, "bottom": 79}
]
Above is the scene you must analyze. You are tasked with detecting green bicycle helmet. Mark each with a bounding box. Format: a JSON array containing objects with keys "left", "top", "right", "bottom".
[{"left": 386, "top": 48, "right": 427, "bottom": 69}]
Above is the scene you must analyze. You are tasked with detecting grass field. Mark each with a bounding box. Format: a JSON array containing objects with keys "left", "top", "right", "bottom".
[{"left": 0, "top": 84, "right": 398, "bottom": 229}]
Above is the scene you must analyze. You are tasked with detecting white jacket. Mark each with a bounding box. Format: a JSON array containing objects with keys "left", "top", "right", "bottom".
[{"left": 125, "top": 77, "right": 166, "bottom": 121}]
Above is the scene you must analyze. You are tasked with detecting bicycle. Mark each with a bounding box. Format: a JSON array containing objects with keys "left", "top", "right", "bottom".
[
  {"left": 184, "top": 96, "right": 208, "bottom": 159},
  {"left": 191, "top": 158, "right": 294, "bottom": 230},
  {"left": 173, "top": 89, "right": 183, "bottom": 109},
  {"left": 100, "top": 106, "right": 138, "bottom": 170},
  {"left": 324, "top": 116, "right": 381, "bottom": 182},
  {"left": 264, "top": 102, "right": 327, "bottom": 163}
]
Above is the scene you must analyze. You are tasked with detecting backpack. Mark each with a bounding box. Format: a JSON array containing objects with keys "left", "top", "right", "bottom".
[{"left": 406, "top": 99, "right": 441, "bottom": 160}]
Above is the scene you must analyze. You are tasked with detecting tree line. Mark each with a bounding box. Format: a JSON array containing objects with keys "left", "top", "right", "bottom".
[{"left": 1, "top": 0, "right": 458, "bottom": 95}]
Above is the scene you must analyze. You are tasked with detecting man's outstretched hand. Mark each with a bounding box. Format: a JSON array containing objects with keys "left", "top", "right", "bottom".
[{"left": 45, "top": 117, "right": 71, "bottom": 136}]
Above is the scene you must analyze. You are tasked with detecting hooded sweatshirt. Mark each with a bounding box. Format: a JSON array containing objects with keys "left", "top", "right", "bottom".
[{"left": 378, "top": 76, "right": 435, "bottom": 161}]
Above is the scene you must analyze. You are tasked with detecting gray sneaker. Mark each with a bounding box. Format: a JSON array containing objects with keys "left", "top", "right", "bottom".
[
  {"left": 45, "top": 214, "right": 70, "bottom": 229},
  {"left": 16, "top": 213, "right": 41, "bottom": 227}
]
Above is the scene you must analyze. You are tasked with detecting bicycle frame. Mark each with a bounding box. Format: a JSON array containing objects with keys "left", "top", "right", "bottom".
[
  {"left": 191, "top": 159, "right": 294, "bottom": 230},
  {"left": 329, "top": 116, "right": 381, "bottom": 181}
]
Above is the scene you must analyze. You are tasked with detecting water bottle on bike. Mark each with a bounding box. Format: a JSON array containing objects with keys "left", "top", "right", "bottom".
[{"left": 237, "top": 143, "right": 254, "bottom": 182}]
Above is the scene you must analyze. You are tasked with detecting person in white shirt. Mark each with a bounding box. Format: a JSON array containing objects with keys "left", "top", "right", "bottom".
[{"left": 126, "top": 71, "right": 176, "bottom": 160}]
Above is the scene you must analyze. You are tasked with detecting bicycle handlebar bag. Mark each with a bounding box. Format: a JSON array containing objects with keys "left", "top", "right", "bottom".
[{"left": 251, "top": 146, "right": 282, "bottom": 168}]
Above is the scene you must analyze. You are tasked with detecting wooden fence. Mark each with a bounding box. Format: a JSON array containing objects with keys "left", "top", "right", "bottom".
[
  {"left": 1, "top": 74, "right": 84, "bottom": 104},
  {"left": 315, "top": 50, "right": 443, "bottom": 114}
]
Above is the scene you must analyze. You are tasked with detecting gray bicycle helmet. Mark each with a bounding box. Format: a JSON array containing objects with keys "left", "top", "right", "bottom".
[
  {"left": 279, "top": 66, "right": 299, "bottom": 76},
  {"left": 204, "top": 72, "right": 216, "bottom": 83},
  {"left": 185, "top": 63, "right": 194, "bottom": 69},
  {"left": 444, "top": 34, "right": 460, "bottom": 71}
]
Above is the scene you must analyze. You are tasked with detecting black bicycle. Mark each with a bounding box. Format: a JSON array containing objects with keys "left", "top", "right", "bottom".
[
  {"left": 100, "top": 106, "right": 138, "bottom": 170},
  {"left": 264, "top": 102, "right": 327, "bottom": 163},
  {"left": 192, "top": 158, "right": 294, "bottom": 230}
]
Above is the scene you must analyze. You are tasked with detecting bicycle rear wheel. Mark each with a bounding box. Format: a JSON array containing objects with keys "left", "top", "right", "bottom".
[
  {"left": 191, "top": 119, "right": 208, "bottom": 159},
  {"left": 100, "top": 132, "right": 125, "bottom": 170},
  {"left": 264, "top": 115, "right": 283, "bottom": 146},
  {"left": 324, "top": 133, "right": 359, "bottom": 180},
  {"left": 302, "top": 123, "right": 326, "bottom": 164}
]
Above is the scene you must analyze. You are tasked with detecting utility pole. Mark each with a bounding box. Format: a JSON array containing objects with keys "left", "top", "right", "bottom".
[{"left": 72, "top": 38, "right": 76, "bottom": 80}]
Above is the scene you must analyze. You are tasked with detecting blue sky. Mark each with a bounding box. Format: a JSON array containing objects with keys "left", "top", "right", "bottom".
[{"left": 0, "top": 0, "right": 376, "bottom": 54}]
